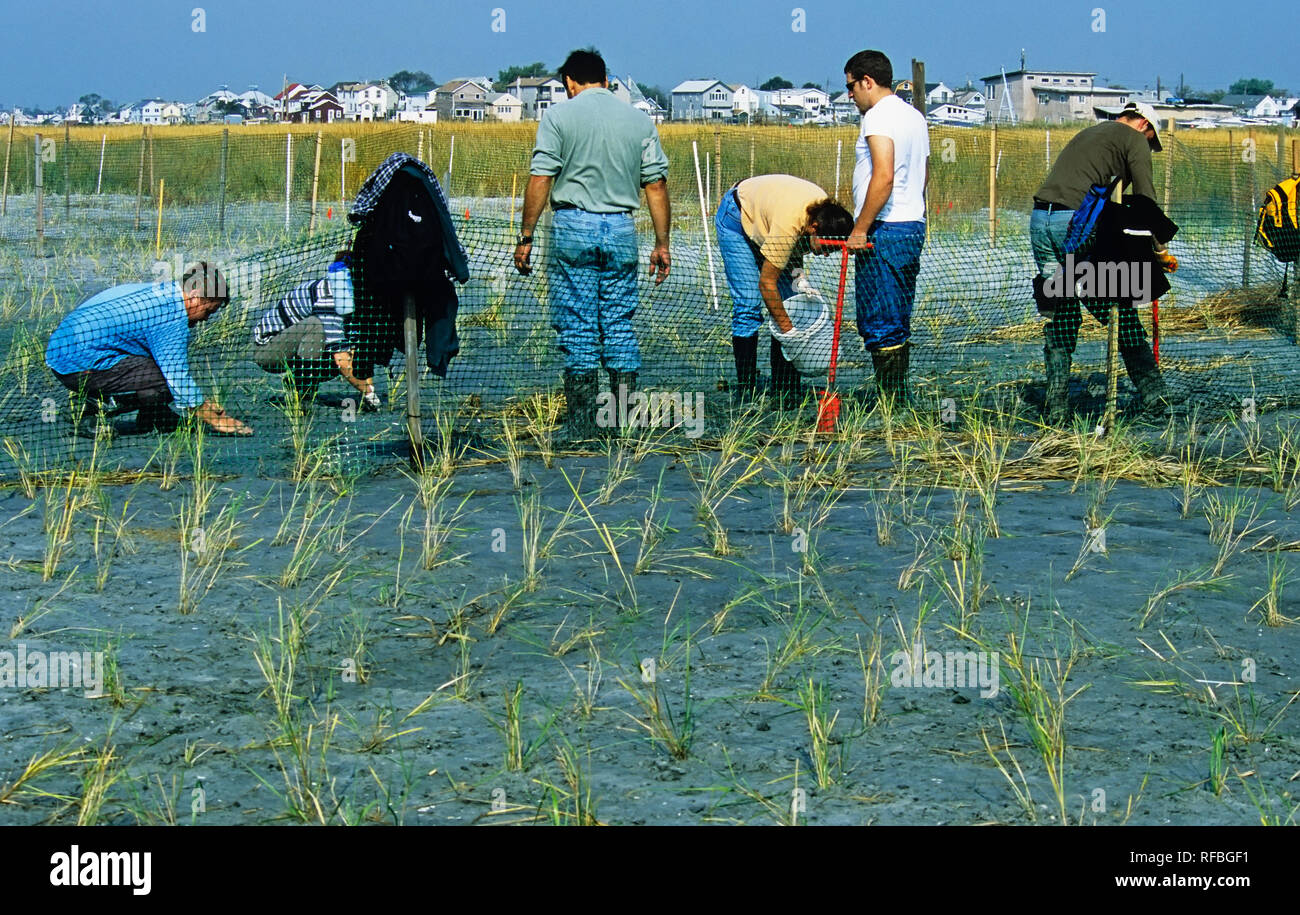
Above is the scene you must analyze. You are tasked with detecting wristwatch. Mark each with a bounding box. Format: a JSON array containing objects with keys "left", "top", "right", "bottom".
[{"left": 516, "top": 233, "right": 533, "bottom": 246}]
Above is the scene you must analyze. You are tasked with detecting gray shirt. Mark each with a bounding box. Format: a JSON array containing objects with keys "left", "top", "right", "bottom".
[{"left": 530, "top": 87, "right": 669, "bottom": 213}]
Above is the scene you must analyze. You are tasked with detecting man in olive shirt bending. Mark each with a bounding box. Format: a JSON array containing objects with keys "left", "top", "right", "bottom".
[
  {"left": 1032, "top": 101, "right": 1170, "bottom": 422},
  {"left": 513, "top": 49, "right": 671, "bottom": 441}
]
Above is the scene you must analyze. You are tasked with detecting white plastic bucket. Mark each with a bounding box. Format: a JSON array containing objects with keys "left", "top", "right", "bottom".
[{"left": 769, "top": 292, "right": 835, "bottom": 377}]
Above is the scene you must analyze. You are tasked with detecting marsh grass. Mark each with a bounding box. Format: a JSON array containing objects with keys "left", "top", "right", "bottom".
[{"left": 797, "top": 677, "right": 844, "bottom": 788}]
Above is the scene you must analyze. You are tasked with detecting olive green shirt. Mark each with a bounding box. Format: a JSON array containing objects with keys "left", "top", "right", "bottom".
[
  {"left": 530, "top": 87, "right": 669, "bottom": 213},
  {"left": 1035, "top": 120, "right": 1156, "bottom": 210}
]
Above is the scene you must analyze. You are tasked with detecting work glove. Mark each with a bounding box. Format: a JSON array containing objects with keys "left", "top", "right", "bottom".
[{"left": 1154, "top": 251, "right": 1179, "bottom": 273}]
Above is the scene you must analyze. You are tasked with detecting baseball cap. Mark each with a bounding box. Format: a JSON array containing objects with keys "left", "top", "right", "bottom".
[{"left": 1121, "top": 102, "right": 1162, "bottom": 151}]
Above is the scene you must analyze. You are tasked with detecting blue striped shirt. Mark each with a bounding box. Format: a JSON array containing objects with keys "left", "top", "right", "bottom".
[{"left": 45, "top": 282, "right": 205, "bottom": 409}]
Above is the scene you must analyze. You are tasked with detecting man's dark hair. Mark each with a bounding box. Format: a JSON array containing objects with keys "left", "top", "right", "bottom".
[
  {"left": 844, "top": 50, "right": 893, "bottom": 88},
  {"left": 807, "top": 199, "right": 854, "bottom": 238},
  {"left": 560, "top": 49, "right": 607, "bottom": 86},
  {"left": 181, "top": 261, "right": 229, "bottom": 305}
]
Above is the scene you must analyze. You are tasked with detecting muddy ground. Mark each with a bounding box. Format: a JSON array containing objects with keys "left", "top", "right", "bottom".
[{"left": 1, "top": 388, "right": 1298, "bottom": 826}]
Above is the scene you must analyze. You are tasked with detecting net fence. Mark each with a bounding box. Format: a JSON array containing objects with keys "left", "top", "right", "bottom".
[{"left": 1, "top": 121, "right": 1298, "bottom": 478}]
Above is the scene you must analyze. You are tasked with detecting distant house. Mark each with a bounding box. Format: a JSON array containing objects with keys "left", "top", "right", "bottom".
[
  {"left": 607, "top": 76, "right": 634, "bottom": 105},
  {"left": 160, "top": 102, "right": 185, "bottom": 125},
  {"left": 396, "top": 92, "right": 438, "bottom": 123},
  {"left": 633, "top": 97, "right": 667, "bottom": 123},
  {"left": 435, "top": 79, "right": 491, "bottom": 121},
  {"left": 671, "top": 80, "right": 733, "bottom": 120},
  {"left": 488, "top": 92, "right": 522, "bottom": 122},
  {"left": 980, "top": 69, "right": 1162, "bottom": 124},
  {"left": 730, "top": 84, "right": 760, "bottom": 118},
  {"left": 767, "top": 87, "right": 832, "bottom": 124},
  {"left": 303, "top": 91, "right": 343, "bottom": 123},
  {"left": 953, "top": 88, "right": 987, "bottom": 111},
  {"left": 830, "top": 92, "right": 858, "bottom": 123},
  {"left": 928, "top": 103, "right": 986, "bottom": 126},
  {"left": 332, "top": 82, "right": 397, "bottom": 121},
  {"left": 509, "top": 76, "right": 568, "bottom": 119}
]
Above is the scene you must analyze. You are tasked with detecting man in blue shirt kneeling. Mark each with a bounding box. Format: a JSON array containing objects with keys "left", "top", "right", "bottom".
[{"left": 45, "top": 261, "right": 253, "bottom": 437}]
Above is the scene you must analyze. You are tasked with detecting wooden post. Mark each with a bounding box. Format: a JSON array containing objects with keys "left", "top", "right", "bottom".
[
  {"left": 1162, "top": 118, "right": 1175, "bottom": 212},
  {"left": 154, "top": 178, "right": 164, "bottom": 258},
  {"left": 340, "top": 140, "right": 346, "bottom": 208},
  {"left": 1103, "top": 181, "right": 1123, "bottom": 435},
  {"left": 403, "top": 293, "right": 424, "bottom": 460},
  {"left": 95, "top": 134, "right": 106, "bottom": 194},
  {"left": 1244, "top": 129, "right": 1255, "bottom": 288},
  {"left": 1045, "top": 127, "right": 1051, "bottom": 172},
  {"left": 147, "top": 125, "right": 154, "bottom": 196},
  {"left": 284, "top": 132, "right": 292, "bottom": 232},
  {"left": 133, "top": 126, "right": 146, "bottom": 230},
  {"left": 62, "top": 121, "right": 70, "bottom": 218},
  {"left": 1292, "top": 138, "right": 1298, "bottom": 175},
  {"left": 34, "top": 133, "right": 44, "bottom": 254},
  {"left": 1, "top": 112, "right": 14, "bottom": 216},
  {"left": 988, "top": 121, "right": 998, "bottom": 248},
  {"left": 308, "top": 130, "right": 322, "bottom": 235},
  {"left": 218, "top": 128, "right": 228, "bottom": 234},
  {"left": 749, "top": 134, "right": 755, "bottom": 177},
  {"left": 910, "top": 60, "right": 927, "bottom": 117},
  {"left": 416, "top": 128, "right": 424, "bottom": 163}
]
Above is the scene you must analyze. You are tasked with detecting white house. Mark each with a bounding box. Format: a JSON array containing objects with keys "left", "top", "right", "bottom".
[
  {"left": 767, "top": 87, "right": 832, "bottom": 123},
  {"left": 730, "top": 84, "right": 761, "bottom": 118},
  {"left": 488, "top": 92, "right": 522, "bottom": 122},
  {"left": 160, "top": 102, "right": 185, "bottom": 125},
  {"left": 830, "top": 92, "right": 857, "bottom": 123},
  {"left": 332, "top": 82, "right": 397, "bottom": 121},
  {"left": 509, "top": 76, "right": 567, "bottom": 119},
  {"left": 671, "top": 79, "right": 733, "bottom": 120},
  {"left": 928, "top": 103, "right": 986, "bottom": 126}
]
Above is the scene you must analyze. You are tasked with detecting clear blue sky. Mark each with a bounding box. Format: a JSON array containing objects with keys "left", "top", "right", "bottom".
[{"left": 2, "top": 0, "right": 1295, "bottom": 108}]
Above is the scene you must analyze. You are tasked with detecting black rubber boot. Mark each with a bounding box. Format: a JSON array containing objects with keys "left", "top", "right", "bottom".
[
  {"left": 1121, "top": 344, "right": 1170, "bottom": 419},
  {"left": 769, "top": 338, "right": 803, "bottom": 409},
  {"left": 131, "top": 387, "right": 179, "bottom": 434},
  {"left": 732, "top": 335, "right": 759, "bottom": 399},
  {"left": 1043, "top": 346, "right": 1072, "bottom": 424},
  {"left": 72, "top": 396, "right": 108, "bottom": 439},
  {"left": 561, "top": 368, "right": 599, "bottom": 444},
  {"left": 871, "top": 343, "right": 910, "bottom": 405}
]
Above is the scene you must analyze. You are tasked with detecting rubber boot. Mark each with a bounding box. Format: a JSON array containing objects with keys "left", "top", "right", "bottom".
[
  {"left": 607, "top": 369, "right": 638, "bottom": 437},
  {"left": 731, "top": 335, "right": 758, "bottom": 399},
  {"left": 769, "top": 338, "right": 803, "bottom": 409},
  {"left": 561, "top": 368, "right": 599, "bottom": 444},
  {"left": 1121, "top": 344, "right": 1170, "bottom": 420},
  {"left": 1043, "top": 346, "right": 1072, "bottom": 424},
  {"left": 72, "top": 395, "right": 108, "bottom": 440},
  {"left": 871, "top": 343, "right": 910, "bottom": 405}
]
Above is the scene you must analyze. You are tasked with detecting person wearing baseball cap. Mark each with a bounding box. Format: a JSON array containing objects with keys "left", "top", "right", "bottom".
[{"left": 1030, "top": 99, "right": 1172, "bottom": 423}]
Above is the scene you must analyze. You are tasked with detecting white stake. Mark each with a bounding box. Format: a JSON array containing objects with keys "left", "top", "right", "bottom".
[
  {"left": 284, "top": 132, "right": 292, "bottom": 231},
  {"left": 96, "top": 134, "right": 106, "bottom": 194},
  {"left": 692, "top": 140, "right": 719, "bottom": 312},
  {"left": 445, "top": 134, "right": 455, "bottom": 192}
]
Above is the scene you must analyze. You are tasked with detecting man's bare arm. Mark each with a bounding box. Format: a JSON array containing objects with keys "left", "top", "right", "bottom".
[
  {"left": 643, "top": 178, "right": 671, "bottom": 284},
  {"left": 760, "top": 259, "right": 793, "bottom": 333},
  {"left": 513, "top": 174, "right": 553, "bottom": 275}
]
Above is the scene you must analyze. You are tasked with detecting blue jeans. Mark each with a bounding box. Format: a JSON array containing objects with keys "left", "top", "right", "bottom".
[
  {"left": 1029, "top": 208, "right": 1074, "bottom": 281},
  {"left": 547, "top": 208, "right": 640, "bottom": 372},
  {"left": 715, "top": 190, "right": 795, "bottom": 338},
  {"left": 854, "top": 220, "right": 926, "bottom": 351}
]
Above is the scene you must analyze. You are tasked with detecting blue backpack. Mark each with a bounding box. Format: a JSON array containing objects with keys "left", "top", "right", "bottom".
[{"left": 1063, "top": 176, "right": 1121, "bottom": 255}]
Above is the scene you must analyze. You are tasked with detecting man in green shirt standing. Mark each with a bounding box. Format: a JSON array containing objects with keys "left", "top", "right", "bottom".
[
  {"left": 1032, "top": 101, "right": 1171, "bottom": 422},
  {"left": 513, "top": 49, "right": 671, "bottom": 441}
]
